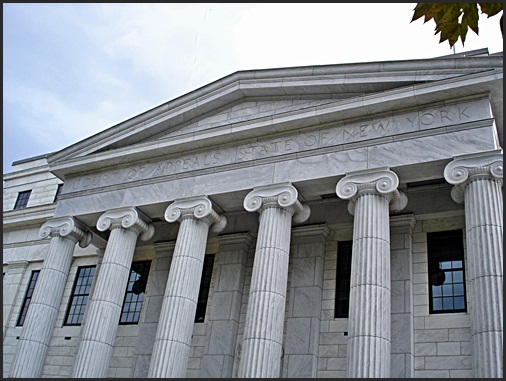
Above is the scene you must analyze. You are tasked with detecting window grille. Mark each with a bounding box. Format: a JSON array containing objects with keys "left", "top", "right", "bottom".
[
  {"left": 14, "top": 190, "right": 31, "bottom": 209},
  {"left": 119, "top": 261, "right": 151, "bottom": 324},
  {"left": 64, "top": 266, "right": 96, "bottom": 325},
  {"left": 16, "top": 270, "right": 40, "bottom": 326},
  {"left": 427, "top": 230, "right": 467, "bottom": 314}
]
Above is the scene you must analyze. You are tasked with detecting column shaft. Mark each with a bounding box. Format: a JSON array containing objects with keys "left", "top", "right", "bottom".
[
  {"left": 465, "top": 179, "right": 503, "bottom": 378},
  {"left": 444, "top": 150, "right": 503, "bottom": 378},
  {"left": 347, "top": 194, "right": 391, "bottom": 378},
  {"left": 10, "top": 237, "right": 76, "bottom": 378},
  {"left": 72, "top": 228, "right": 138, "bottom": 377},
  {"left": 148, "top": 196, "right": 226, "bottom": 378},
  {"left": 10, "top": 216, "right": 91, "bottom": 378},
  {"left": 336, "top": 168, "right": 406, "bottom": 378},
  {"left": 148, "top": 218, "right": 209, "bottom": 377},
  {"left": 239, "top": 207, "right": 292, "bottom": 378},
  {"left": 238, "top": 182, "right": 310, "bottom": 378}
]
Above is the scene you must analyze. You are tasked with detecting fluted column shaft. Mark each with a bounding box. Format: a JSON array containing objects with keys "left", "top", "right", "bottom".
[
  {"left": 148, "top": 196, "right": 226, "bottom": 378},
  {"left": 238, "top": 183, "right": 310, "bottom": 378},
  {"left": 10, "top": 217, "right": 91, "bottom": 378},
  {"left": 444, "top": 150, "right": 503, "bottom": 378},
  {"left": 336, "top": 168, "right": 407, "bottom": 378},
  {"left": 72, "top": 207, "right": 154, "bottom": 378}
]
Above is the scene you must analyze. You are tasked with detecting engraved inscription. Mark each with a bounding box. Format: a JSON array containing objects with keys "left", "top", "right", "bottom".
[{"left": 65, "top": 99, "right": 489, "bottom": 192}]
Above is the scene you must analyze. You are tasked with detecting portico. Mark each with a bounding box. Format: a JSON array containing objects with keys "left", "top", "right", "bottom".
[{"left": 4, "top": 53, "right": 502, "bottom": 378}]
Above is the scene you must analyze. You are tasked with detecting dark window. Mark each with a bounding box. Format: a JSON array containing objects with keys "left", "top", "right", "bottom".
[
  {"left": 14, "top": 190, "right": 31, "bottom": 209},
  {"left": 64, "top": 266, "right": 96, "bottom": 326},
  {"left": 428, "top": 230, "right": 467, "bottom": 314},
  {"left": 16, "top": 270, "right": 40, "bottom": 326},
  {"left": 53, "top": 184, "right": 64, "bottom": 202},
  {"left": 334, "top": 241, "right": 353, "bottom": 318},
  {"left": 120, "top": 261, "right": 151, "bottom": 324},
  {"left": 195, "top": 254, "right": 215, "bottom": 323}
]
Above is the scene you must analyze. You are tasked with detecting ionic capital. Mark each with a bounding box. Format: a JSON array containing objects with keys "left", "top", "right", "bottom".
[
  {"left": 444, "top": 150, "right": 503, "bottom": 203},
  {"left": 97, "top": 207, "right": 155, "bottom": 241},
  {"left": 165, "top": 196, "right": 227, "bottom": 233},
  {"left": 243, "top": 182, "right": 311, "bottom": 223},
  {"left": 39, "top": 216, "right": 92, "bottom": 248},
  {"left": 336, "top": 168, "right": 407, "bottom": 215}
]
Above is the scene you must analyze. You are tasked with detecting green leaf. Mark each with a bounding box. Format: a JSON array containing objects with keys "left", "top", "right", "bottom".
[
  {"left": 479, "top": 3, "right": 503, "bottom": 18},
  {"left": 411, "top": 3, "right": 446, "bottom": 23},
  {"left": 461, "top": 3, "right": 479, "bottom": 35},
  {"left": 411, "top": 3, "right": 434, "bottom": 22},
  {"left": 412, "top": 2, "right": 503, "bottom": 48}
]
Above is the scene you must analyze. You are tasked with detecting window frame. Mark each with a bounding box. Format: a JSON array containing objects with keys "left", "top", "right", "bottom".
[
  {"left": 334, "top": 240, "right": 353, "bottom": 318},
  {"left": 194, "top": 254, "right": 215, "bottom": 323},
  {"left": 427, "top": 230, "right": 467, "bottom": 314},
  {"left": 119, "top": 260, "right": 152, "bottom": 325},
  {"left": 16, "top": 270, "right": 40, "bottom": 326},
  {"left": 53, "top": 184, "right": 64, "bottom": 203},
  {"left": 14, "top": 190, "right": 32, "bottom": 209},
  {"left": 63, "top": 265, "right": 96, "bottom": 326}
]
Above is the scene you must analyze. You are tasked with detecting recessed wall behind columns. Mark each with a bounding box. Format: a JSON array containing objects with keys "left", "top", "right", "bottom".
[
  {"left": 390, "top": 214, "right": 416, "bottom": 378},
  {"left": 282, "top": 225, "right": 329, "bottom": 378}
]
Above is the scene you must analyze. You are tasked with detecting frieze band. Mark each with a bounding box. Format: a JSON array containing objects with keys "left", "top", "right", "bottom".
[{"left": 63, "top": 99, "right": 488, "bottom": 193}]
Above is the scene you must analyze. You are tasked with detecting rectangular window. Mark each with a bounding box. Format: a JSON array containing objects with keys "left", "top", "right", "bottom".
[
  {"left": 16, "top": 270, "right": 40, "bottom": 326},
  {"left": 14, "top": 190, "right": 31, "bottom": 209},
  {"left": 195, "top": 254, "right": 215, "bottom": 323},
  {"left": 64, "top": 266, "right": 96, "bottom": 326},
  {"left": 120, "top": 261, "right": 151, "bottom": 324},
  {"left": 53, "top": 184, "right": 64, "bottom": 202},
  {"left": 428, "top": 230, "right": 467, "bottom": 314},
  {"left": 334, "top": 240, "right": 353, "bottom": 318}
]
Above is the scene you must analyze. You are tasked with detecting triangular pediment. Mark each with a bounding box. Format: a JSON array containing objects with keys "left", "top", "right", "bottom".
[
  {"left": 128, "top": 97, "right": 361, "bottom": 146},
  {"left": 47, "top": 51, "right": 503, "bottom": 179}
]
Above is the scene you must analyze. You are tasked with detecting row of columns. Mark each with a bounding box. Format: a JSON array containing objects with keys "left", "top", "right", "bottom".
[{"left": 9, "top": 150, "right": 502, "bottom": 378}]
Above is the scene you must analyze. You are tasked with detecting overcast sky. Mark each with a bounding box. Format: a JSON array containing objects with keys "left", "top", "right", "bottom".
[{"left": 3, "top": 3, "right": 503, "bottom": 174}]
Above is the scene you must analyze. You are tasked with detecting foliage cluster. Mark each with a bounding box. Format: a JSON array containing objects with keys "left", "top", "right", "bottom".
[{"left": 411, "top": 3, "right": 503, "bottom": 48}]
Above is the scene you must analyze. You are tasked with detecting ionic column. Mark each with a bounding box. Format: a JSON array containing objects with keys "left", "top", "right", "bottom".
[
  {"left": 238, "top": 183, "right": 311, "bottom": 378},
  {"left": 444, "top": 150, "right": 503, "bottom": 378},
  {"left": 72, "top": 207, "right": 154, "bottom": 378},
  {"left": 148, "top": 196, "right": 226, "bottom": 378},
  {"left": 3, "top": 260, "right": 29, "bottom": 338},
  {"left": 10, "top": 217, "right": 92, "bottom": 378},
  {"left": 336, "top": 168, "right": 407, "bottom": 378}
]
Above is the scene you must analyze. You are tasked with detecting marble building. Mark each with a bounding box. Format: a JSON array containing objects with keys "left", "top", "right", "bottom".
[{"left": 3, "top": 49, "right": 503, "bottom": 378}]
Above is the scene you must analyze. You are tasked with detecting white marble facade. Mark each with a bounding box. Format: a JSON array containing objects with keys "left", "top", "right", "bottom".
[{"left": 3, "top": 50, "right": 503, "bottom": 378}]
